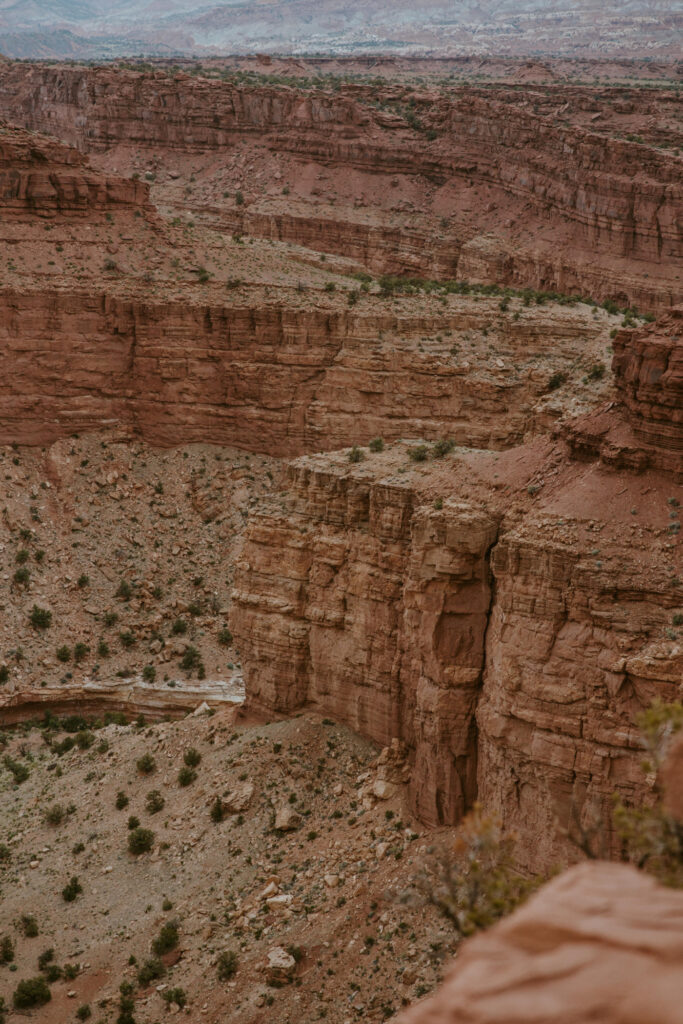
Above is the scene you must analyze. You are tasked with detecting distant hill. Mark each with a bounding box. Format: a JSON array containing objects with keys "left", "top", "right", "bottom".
[{"left": 0, "top": 0, "right": 681, "bottom": 59}]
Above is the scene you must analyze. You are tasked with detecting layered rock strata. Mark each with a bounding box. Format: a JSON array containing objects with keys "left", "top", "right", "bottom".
[
  {"left": 0, "top": 64, "right": 679, "bottom": 310},
  {"left": 0, "top": 288, "right": 610, "bottom": 453},
  {"left": 232, "top": 348, "right": 682, "bottom": 867}
]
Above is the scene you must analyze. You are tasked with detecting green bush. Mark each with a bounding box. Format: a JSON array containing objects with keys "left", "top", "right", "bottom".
[
  {"left": 217, "top": 950, "right": 238, "bottom": 980},
  {"left": 368, "top": 437, "right": 384, "bottom": 453},
  {"left": 171, "top": 618, "right": 187, "bottom": 635},
  {"left": 218, "top": 627, "right": 232, "bottom": 646},
  {"left": 127, "top": 816, "right": 141, "bottom": 831},
  {"left": 136, "top": 753, "right": 156, "bottom": 775},
  {"left": 432, "top": 438, "right": 455, "bottom": 458},
  {"left": 210, "top": 796, "right": 225, "bottom": 823},
  {"left": 74, "top": 643, "right": 89, "bottom": 663},
  {"left": 62, "top": 876, "right": 83, "bottom": 902},
  {"left": 151, "top": 921, "right": 179, "bottom": 956},
  {"left": 162, "top": 987, "right": 186, "bottom": 1008},
  {"left": 145, "top": 790, "right": 165, "bottom": 814},
  {"left": 184, "top": 748, "right": 201, "bottom": 768},
  {"left": 348, "top": 446, "right": 364, "bottom": 463},
  {"left": 180, "top": 646, "right": 200, "bottom": 672},
  {"left": 21, "top": 915, "right": 38, "bottom": 937},
  {"left": 128, "top": 828, "right": 154, "bottom": 855},
  {"left": 409, "top": 445, "right": 428, "bottom": 463},
  {"left": 44, "top": 803, "right": 65, "bottom": 826},
  {"left": 0, "top": 936, "right": 14, "bottom": 963},
  {"left": 56, "top": 645, "right": 71, "bottom": 663},
  {"left": 137, "top": 957, "right": 165, "bottom": 987},
  {"left": 30, "top": 605, "right": 52, "bottom": 629},
  {"left": 115, "top": 791, "right": 129, "bottom": 810},
  {"left": 142, "top": 665, "right": 156, "bottom": 683},
  {"left": 13, "top": 977, "right": 51, "bottom": 1009},
  {"left": 178, "top": 766, "right": 196, "bottom": 787},
  {"left": 116, "top": 580, "right": 133, "bottom": 600},
  {"left": 3, "top": 756, "right": 29, "bottom": 784}
]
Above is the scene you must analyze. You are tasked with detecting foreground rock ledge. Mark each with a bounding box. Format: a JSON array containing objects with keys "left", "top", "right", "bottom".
[{"left": 394, "top": 862, "right": 683, "bottom": 1024}]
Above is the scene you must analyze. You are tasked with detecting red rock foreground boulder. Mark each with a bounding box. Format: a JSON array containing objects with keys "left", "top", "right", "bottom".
[{"left": 395, "top": 862, "right": 683, "bottom": 1024}]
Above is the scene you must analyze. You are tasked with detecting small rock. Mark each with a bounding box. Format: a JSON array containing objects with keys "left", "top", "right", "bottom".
[
  {"left": 274, "top": 805, "right": 301, "bottom": 831},
  {"left": 265, "top": 947, "right": 296, "bottom": 986},
  {"left": 224, "top": 781, "right": 254, "bottom": 813}
]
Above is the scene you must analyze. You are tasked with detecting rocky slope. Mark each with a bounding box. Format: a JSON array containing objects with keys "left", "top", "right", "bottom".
[{"left": 0, "top": 63, "right": 680, "bottom": 311}]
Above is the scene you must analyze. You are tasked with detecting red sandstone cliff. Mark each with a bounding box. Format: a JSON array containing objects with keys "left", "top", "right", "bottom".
[
  {"left": 0, "top": 64, "right": 679, "bottom": 311},
  {"left": 231, "top": 316, "right": 682, "bottom": 867}
]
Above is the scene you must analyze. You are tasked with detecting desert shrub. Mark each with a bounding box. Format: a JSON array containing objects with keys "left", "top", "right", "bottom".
[
  {"left": 235, "top": 190, "right": 244, "bottom": 205},
  {"left": 142, "top": 665, "right": 156, "bottom": 683},
  {"left": 178, "top": 766, "right": 196, "bottom": 787},
  {"left": 0, "top": 936, "right": 14, "bottom": 963},
  {"left": 0, "top": 844, "right": 10, "bottom": 863},
  {"left": 348, "top": 446, "right": 364, "bottom": 463},
  {"left": 432, "top": 438, "right": 455, "bottom": 458},
  {"left": 171, "top": 618, "right": 187, "bottom": 635},
  {"left": 13, "top": 977, "right": 51, "bottom": 1009},
  {"left": 119, "top": 630, "right": 136, "bottom": 649},
  {"left": 116, "top": 580, "right": 132, "bottom": 600},
  {"left": 13, "top": 567, "right": 30, "bottom": 586},
  {"left": 62, "top": 876, "right": 82, "bottom": 902},
  {"left": 368, "top": 437, "right": 384, "bottom": 452},
  {"left": 127, "top": 816, "right": 141, "bottom": 831},
  {"left": 117, "top": 981, "right": 136, "bottom": 1024},
  {"left": 137, "top": 957, "right": 165, "bottom": 987},
  {"left": 15, "top": 549, "right": 29, "bottom": 564},
  {"left": 217, "top": 950, "right": 238, "bottom": 980},
  {"left": 151, "top": 921, "right": 179, "bottom": 956},
  {"left": 115, "top": 791, "right": 129, "bottom": 810},
  {"left": 76, "top": 1004, "right": 92, "bottom": 1020},
  {"left": 612, "top": 700, "right": 683, "bottom": 888},
  {"left": 128, "top": 828, "right": 154, "bottom": 855},
  {"left": 548, "top": 371, "right": 568, "bottom": 390},
  {"left": 415, "top": 804, "right": 539, "bottom": 937},
  {"left": 210, "top": 796, "right": 225, "bottom": 823},
  {"left": 56, "top": 645, "right": 71, "bottom": 663},
  {"left": 408, "top": 445, "right": 428, "bottom": 463},
  {"left": 76, "top": 730, "right": 95, "bottom": 750},
  {"left": 218, "top": 627, "right": 232, "bottom": 646},
  {"left": 0, "top": 666, "right": 8, "bottom": 684},
  {"left": 104, "top": 612, "right": 119, "bottom": 628},
  {"left": 21, "top": 915, "right": 38, "bottom": 937},
  {"left": 44, "top": 803, "right": 65, "bottom": 826},
  {"left": 63, "top": 962, "right": 79, "bottom": 980},
  {"left": 3, "top": 755, "right": 29, "bottom": 784},
  {"left": 74, "top": 643, "right": 89, "bottom": 663},
  {"left": 585, "top": 362, "right": 606, "bottom": 382},
  {"left": 162, "top": 987, "right": 186, "bottom": 1008},
  {"left": 136, "top": 753, "right": 156, "bottom": 775},
  {"left": 145, "top": 790, "right": 165, "bottom": 815},
  {"left": 97, "top": 639, "right": 110, "bottom": 657},
  {"left": 37, "top": 948, "right": 54, "bottom": 970},
  {"left": 180, "top": 646, "right": 200, "bottom": 672},
  {"left": 30, "top": 605, "right": 52, "bottom": 629},
  {"left": 184, "top": 748, "right": 201, "bottom": 768}
]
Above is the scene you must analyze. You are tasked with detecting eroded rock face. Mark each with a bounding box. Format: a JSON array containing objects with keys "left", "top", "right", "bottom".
[
  {"left": 0, "top": 64, "right": 679, "bottom": 311},
  {"left": 233, "top": 401, "right": 682, "bottom": 864},
  {"left": 612, "top": 308, "right": 683, "bottom": 477},
  {"left": 0, "top": 119, "right": 150, "bottom": 217},
  {"left": 393, "top": 862, "right": 683, "bottom": 1024},
  {"left": 0, "top": 289, "right": 610, "bottom": 453}
]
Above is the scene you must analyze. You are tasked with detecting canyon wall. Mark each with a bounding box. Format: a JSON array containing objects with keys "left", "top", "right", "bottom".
[
  {"left": 0, "top": 119, "right": 150, "bottom": 217},
  {"left": 0, "top": 288, "right": 604, "bottom": 454},
  {"left": 0, "top": 64, "right": 679, "bottom": 310},
  {"left": 232, "top": 312, "right": 682, "bottom": 867}
]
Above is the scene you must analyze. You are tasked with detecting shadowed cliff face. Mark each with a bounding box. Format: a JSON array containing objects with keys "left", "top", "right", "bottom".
[{"left": 0, "top": 63, "right": 680, "bottom": 312}]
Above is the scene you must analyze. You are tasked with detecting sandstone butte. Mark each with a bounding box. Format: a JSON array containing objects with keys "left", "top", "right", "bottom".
[{"left": 0, "top": 56, "right": 680, "bottom": 1023}]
